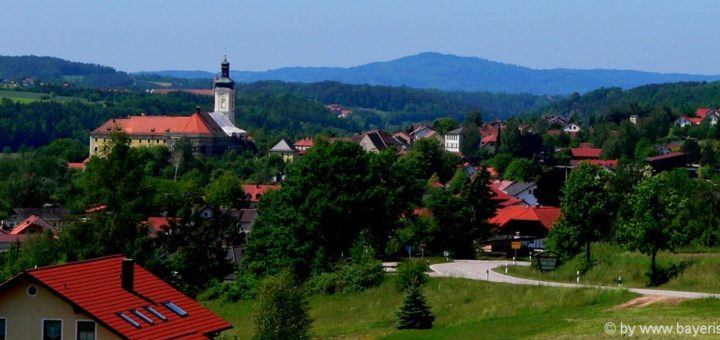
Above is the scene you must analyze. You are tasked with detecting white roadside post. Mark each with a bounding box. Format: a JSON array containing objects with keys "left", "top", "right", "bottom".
[
  {"left": 505, "top": 262, "right": 508, "bottom": 274},
  {"left": 576, "top": 270, "right": 580, "bottom": 283}
]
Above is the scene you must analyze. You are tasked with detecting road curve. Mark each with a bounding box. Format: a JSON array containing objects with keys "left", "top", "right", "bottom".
[{"left": 429, "top": 260, "right": 720, "bottom": 299}]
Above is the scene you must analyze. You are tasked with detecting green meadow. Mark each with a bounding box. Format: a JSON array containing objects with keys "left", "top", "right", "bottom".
[
  {"left": 0, "top": 90, "right": 86, "bottom": 103},
  {"left": 505, "top": 243, "right": 720, "bottom": 293},
  {"left": 208, "top": 276, "right": 720, "bottom": 339}
]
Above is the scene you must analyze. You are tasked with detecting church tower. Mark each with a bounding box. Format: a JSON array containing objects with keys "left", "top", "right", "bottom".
[{"left": 213, "top": 55, "right": 236, "bottom": 124}]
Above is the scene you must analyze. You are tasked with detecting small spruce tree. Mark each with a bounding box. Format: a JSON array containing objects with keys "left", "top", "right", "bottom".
[{"left": 396, "top": 283, "right": 435, "bottom": 329}]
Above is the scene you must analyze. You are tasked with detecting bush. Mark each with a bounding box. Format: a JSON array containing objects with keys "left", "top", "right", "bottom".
[
  {"left": 307, "top": 258, "right": 384, "bottom": 294},
  {"left": 395, "top": 259, "right": 429, "bottom": 291},
  {"left": 253, "top": 270, "right": 312, "bottom": 340},
  {"left": 223, "top": 271, "right": 260, "bottom": 301}
]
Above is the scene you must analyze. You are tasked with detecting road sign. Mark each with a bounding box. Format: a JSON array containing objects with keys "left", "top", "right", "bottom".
[
  {"left": 537, "top": 251, "right": 560, "bottom": 272},
  {"left": 511, "top": 241, "right": 521, "bottom": 250}
]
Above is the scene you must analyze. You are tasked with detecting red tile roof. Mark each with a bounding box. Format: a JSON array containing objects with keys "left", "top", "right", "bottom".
[
  {"left": 3, "top": 255, "right": 231, "bottom": 338},
  {"left": 153, "top": 89, "right": 214, "bottom": 96},
  {"left": 480, "top": 125, "right": 500, "bottom": 145},
  {"left": 10, "top": 215, "right": 55, "bottom": 235},
  {"left": 489, "top": 205, "right": 561, "bottom": 231},
  {"left": 294, "top": 137, "right": 314, "bottom": 148},
  {"left": 85, "top": 204, "right": 107, "bottom": 213},
  {"left": 696, "top": 108, "right": 711, "bottom": 119},
  {"left": 242, "top": 184, "right": 281, "bottom": 202},
  {"left": 489, "top": 182, "right": 522, "bottom": 207},
  {"left": 570, "top": 146, "right": 602, "bottom": 159},
  {"left": 92, "top": 113, "right": 224, "bottom": 136}
]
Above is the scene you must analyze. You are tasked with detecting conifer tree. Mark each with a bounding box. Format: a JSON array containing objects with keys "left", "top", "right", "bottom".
[{"left": 396, "top": 283, "right": 435, "bottom": 329}]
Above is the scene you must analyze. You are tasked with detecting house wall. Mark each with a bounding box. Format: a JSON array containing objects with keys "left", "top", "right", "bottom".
[
  {"left": 516, "top": 188, "right": 538, "bottom": 206},
  {"left": 0, "top": 277, "right": 119, "bottom": 339},
  {"left": 90, "top": 133, "right": 169, "bottom": 156},
  {"left": 444, "top": 134, "right": 460, "bottom": 153}
]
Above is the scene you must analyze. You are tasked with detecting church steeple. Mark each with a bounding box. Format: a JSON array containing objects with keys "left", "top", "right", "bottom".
[
  {"left": 214, "top": 56, "right": 236, "bottom": 124},
  {"left": 214, "top": 55, "right": 235, "bottom": 89}
]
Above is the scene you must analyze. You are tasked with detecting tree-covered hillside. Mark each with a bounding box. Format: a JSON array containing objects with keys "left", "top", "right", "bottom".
[
  {"left": 0, "top": 55, "right": 132, "bottom": 88},
  {"left": 536, "top": 81, "right": 720, "bottom": 122}
]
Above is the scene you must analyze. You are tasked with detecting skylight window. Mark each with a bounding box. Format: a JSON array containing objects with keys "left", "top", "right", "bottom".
[
  {"left": 131, "top": 309, "right": 155, "bottom": 324},
  {"left": 163, "top": 301, "right": 188, "bottom": 317},
  {"left": 145, "top": 306, "right": 167, "bottom": 321},
  {"left": 118, "top": 312, "right": 141, "bottom": 328}
]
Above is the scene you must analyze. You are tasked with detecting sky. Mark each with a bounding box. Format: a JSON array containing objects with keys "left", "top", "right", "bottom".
[{"left": 2, "top": 1, "right": 720, "bottom": 74}]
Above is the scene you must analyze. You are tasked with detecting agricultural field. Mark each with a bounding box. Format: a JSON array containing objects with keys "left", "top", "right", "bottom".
[
  {"left": 0, "top": 90, "right": 86, "bottom": 103},
  {"left": 208, "top": 276, "right": 720, "bottom": 339}
]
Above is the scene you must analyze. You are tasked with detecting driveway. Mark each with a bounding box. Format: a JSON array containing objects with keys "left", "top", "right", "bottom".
[{"left": 430, "top": 260, "right": 720, "bottom": 299}]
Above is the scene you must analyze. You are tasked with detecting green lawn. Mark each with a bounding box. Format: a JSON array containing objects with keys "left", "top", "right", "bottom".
[
  {"left": 504, "top": 243, "right": 720, "bottom": 293},
  {"left": 0, "top": 90, "right": 86, "bottom": 103},
  {"left": 207, "top": 276, "right": 720, "bottom": 339}
]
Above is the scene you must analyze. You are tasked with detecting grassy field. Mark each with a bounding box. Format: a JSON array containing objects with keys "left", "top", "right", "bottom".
[
  {"left": 504, "top": 243, "right": 720, "bottom": 293},
  {"left": 0, "top": 90, "right": 86, "bottom": 103},
  {"left": 207, "top": 276, "right": 720, "bottom": 339}
]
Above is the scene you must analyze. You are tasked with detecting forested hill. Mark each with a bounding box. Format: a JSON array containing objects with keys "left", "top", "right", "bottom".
[
  {"left": 536, "top": 81, "right": 720, "bottom": 121},
  {"left": 237, "top": 81, "right": 553, "bottom": 123},
  {"left": 149, "top": 52, "right": 720, "bottom": 95},
  {"left": 0, "top": 55, "right": 132, "bottom": 88}
]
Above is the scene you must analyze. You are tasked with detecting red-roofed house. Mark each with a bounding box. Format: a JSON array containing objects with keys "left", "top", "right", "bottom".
[
  {"left": 0, "top": 255, "right": 232, "bottom": 339},
  {"left": 294, "top": 137, "right": 314, "bottom": 153},
  {"left": 10, "top": 215, "right": 56, "bottom": 236},
  {"left": 89, "top": 108, "right": 245, "bottom": 157},
  {"left": 489, "top": 205, "right": 561, "bottom": 236},
  {"left": 242, "top": 184, "right": 281, "bottom": 207},
  {"left": 570, "top": 144, "right": 602, "bottom": 160},
  {"left": 675, "top": 108, "right": 720, "bottom": 127}
]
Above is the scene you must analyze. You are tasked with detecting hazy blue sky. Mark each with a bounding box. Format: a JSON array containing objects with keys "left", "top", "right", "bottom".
[{"left": 2, "top": 1, "right": 719, "bottom": 74}]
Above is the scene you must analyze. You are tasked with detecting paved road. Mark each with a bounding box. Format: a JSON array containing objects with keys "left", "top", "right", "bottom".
[{"left": 430, "top": 260, "right": 720, "bottom": 299}]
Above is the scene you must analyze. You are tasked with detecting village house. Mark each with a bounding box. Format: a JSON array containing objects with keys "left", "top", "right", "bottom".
[
  {"left": 269, "top": 139, "right": 299, "bottom": 162},
  {"left": 443, "top": 127, "right": 463, "bottom": 153},
  {"left": 0, "top": 255, "right": 231, "bottom": 339},
  {"left": 242, "top": 184, "right": 281, "bottom": 208},
  {"left": 9, "top": 215, "right": 57, "bottom": 236},
  {"left": 646, "top": 152, "right": 687, "bottom": 174},
  {"left": 358, "top": 130, "right": 404, "bottom": 153},
  {"left": 4, "top": 205, "right": 71, "bottom": 231},
  {"left": 502, "top": 181, "right": 539, "bottom": 206},
  {"left": 674, "top": 107, "right": 720, "bottom": 127}
]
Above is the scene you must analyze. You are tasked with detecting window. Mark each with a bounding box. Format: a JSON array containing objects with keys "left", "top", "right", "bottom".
[
  {"left": 163, "top": 302, "right": 188, "bottom": 317},
  {"left": 43, "top": 319, "right": 62, "bottom": 340},
  {"left": 144, "top": 306, "right": 167, "bottom": 321},
  {"left": 76, "top": 321, "right": 95, "bottom": 340},
  {"left": 118, "top": 312, "right": 140, "bottom": 328},
  {"left": 0, "top": 317, "right": 6, "bottom": 340},
  {"left": 27, "top": 285, "right": 38, "bottom": 297}
]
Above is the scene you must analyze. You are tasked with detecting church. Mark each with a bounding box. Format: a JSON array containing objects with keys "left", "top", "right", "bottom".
[{"left": 89, "top": 57, "right": 252, "bottom": 157}]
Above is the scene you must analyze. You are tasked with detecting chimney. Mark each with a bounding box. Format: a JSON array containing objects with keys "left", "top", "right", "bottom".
[
  {"left": 122, "top": 258, "right": 134, "bottom": 292},
  {"left": 195, "top": 105, "right": 201, "bottom": 114}
]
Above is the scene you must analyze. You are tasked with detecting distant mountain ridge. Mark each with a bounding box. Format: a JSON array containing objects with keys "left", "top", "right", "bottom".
[{"left": 146, "top": 52, "right": 720, "bottom": 95}]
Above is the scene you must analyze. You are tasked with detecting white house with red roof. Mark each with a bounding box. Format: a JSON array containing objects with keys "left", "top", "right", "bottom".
[
  {"left": 0, "top": 255, "right": 232, "bottom": 339},
  {"left": 242, "top": 184, "right": 281, "bottom": 207},
  {"left": 675, "top": 108, "right": 720, "bottom": 127}
]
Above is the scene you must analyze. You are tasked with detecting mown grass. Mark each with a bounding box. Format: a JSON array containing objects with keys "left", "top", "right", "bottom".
[
  {"left": 505, "top": 243, "right": 720, "bottom": 293},
  {"left": 0, "top": 90, "right": 86, "bottom": 103},
  {"left": 207, "top": 275, "right": 720, "bottom": 339}
]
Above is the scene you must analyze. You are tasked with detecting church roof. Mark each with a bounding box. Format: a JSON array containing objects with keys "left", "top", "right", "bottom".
[
  {"left": 208, "top": 111, "right": 247, "bottom": 136},
  {"left": 92, "top": 112, "right": 226, "bottom": 136}
]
